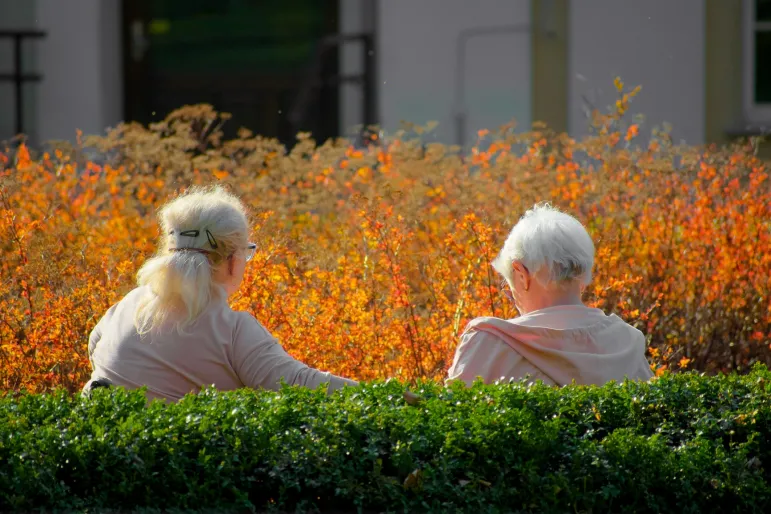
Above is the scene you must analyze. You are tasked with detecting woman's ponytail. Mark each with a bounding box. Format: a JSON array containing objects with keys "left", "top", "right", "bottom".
[{"left": 134, "top": 251, "right": 216, "bottom": 335}]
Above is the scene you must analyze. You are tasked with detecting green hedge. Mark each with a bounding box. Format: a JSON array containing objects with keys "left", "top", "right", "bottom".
[{"left": 2, "top": 367, "right": 771, "bottom": 513}]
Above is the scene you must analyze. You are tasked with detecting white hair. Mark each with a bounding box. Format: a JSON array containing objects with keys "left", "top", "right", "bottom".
[
  {"left": 491, "top": 203, "right": 595, "bottom": 288},
  {"left": 134, "top": 185, "right": 249, "bottom": 335}
]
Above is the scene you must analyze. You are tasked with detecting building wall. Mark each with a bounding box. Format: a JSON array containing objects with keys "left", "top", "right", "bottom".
[
  {"left": 3, "top": 0, "right": 726, "bottom": 148},
  {"left": 568, "top": 0, "right": 706, "bottom": 145},
  {"left": 374, "top": 0, "right": 532, "bottom": 147}
]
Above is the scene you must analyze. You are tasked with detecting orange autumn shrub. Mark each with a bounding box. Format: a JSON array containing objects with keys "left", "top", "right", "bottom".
[{"left": 1, "top": 83, "right": 770, "bottom": 393}]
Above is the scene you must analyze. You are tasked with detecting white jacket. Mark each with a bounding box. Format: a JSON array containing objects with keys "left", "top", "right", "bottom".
[{"left": 447, "top": 305, "right": 654, "bottom": 386}]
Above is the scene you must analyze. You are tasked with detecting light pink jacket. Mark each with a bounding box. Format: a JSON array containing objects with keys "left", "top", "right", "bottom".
[
  {"left": 84, "top": 286, "right": 357, "bottom": 402},
  {"left": 447, "top": 305, "right": 654, "bottom": 386}
]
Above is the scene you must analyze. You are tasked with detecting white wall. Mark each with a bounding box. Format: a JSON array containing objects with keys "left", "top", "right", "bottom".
[
  {"left": 569, "top": 0, "right": 705, "bottom": 145},
  {"left": 375, "top": 0, "right": 531, "bottom": 147},
  {"left": 35, "top": 0, "right": 122, "bottom": 142}
]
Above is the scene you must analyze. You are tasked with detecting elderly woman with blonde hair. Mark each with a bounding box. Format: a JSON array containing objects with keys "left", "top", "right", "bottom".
[
  {"left": 84, "top": 186, "right": 357, "bottom": 402},
  {"left": 447, "top": 203, "right": 653, "bottom": 387}
]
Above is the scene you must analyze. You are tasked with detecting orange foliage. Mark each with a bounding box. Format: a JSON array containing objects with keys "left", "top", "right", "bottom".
[{"left": 1, "top": 89, "right": 770, "bottom": 393}]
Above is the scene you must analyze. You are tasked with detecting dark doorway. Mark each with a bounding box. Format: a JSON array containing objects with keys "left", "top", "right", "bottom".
[{"left": 122, "top": 0, "right": 339, "bottom": 146}]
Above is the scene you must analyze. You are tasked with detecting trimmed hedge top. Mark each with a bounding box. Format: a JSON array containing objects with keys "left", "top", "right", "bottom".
[{"left": 2, "top": 367, "right": 771, "bottom": 513}]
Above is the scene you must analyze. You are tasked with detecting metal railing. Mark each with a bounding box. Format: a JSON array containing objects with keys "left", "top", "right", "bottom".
[{"left": 0, "top": 30, "right": 46, "bottom": 136}]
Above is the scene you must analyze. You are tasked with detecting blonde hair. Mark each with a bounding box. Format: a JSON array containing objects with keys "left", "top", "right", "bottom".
[
  {"left": 134, "top": 185, "right": 249, "bottom": 335},
  {"left": 492, "top": 203, "right": 595, "bottom": 288}
]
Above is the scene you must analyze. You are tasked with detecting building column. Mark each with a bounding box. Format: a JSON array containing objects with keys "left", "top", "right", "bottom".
[
  {"left": 704, "top": 0, "right": 744, "bottom": 144},
  {"left": 531, "top": 0, "right": 568, "bottom": 133}
]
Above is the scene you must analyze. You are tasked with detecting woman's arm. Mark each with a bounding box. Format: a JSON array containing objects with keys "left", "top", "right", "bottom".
[{"left": 232, "top": 314, "right": 358, "bottom": 393}]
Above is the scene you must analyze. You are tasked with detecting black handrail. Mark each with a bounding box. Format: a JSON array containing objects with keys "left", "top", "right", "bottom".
[
  {"left": 0, "top": 30, "right": 46, "bottom": 136},
  {"left": 289, "top": 33, "right": 376, "bottom": 137}
]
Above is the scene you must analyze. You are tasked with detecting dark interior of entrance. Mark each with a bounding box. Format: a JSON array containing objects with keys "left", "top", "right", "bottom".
[{"left": 122, "top": 0, "right": 341, "bottom": 146}]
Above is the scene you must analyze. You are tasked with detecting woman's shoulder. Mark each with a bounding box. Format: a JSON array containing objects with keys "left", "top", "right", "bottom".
[
  {"left": 455, "top": 317, "right": 526, "bottom": 359},
  {"left": 103, "top": 286, "right": 148, "bottom": 313},
  {"left": 459, "top": 317, "right": 522, "bottom": 344},
  {"left": 464, "top": 316, "right": 515, "bottom": 332},
  {"left": 124, "top": 285, "right": 150, "bottom": 301},
  {"left": 116, "top": 285, "right": 156, "bottom": 305},
  {"left": 226, "top": 308, "right": 274, "bottom": 340}
]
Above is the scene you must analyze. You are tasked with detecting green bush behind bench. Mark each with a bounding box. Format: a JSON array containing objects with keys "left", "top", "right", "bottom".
[{"left": 2, "top": 367, "right": 771, "bottom": 513}]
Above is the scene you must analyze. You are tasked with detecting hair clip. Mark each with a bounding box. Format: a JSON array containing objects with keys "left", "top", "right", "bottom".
[
  {"left": 205, "top": 229, "right": 218, "bottom": 249},
  {"left": 179, "top": 230, "right": 200, "bottom": 238},
  {"left": 170, "top": 247, "right": 211, "bottom": 256}
]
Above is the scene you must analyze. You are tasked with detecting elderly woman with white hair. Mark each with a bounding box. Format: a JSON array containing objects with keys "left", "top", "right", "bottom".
[
  {"left": 84, "top": 186, "right": 357, "bottom": 402},
  {"left": 447, "top": 203, "right": 653, "bottom": 387}
]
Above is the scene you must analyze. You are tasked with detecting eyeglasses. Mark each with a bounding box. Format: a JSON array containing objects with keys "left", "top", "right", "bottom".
[
  {"left": 245, "top": 242, "right": 257, "bottom": 262},
  {"left": 499, "top": 279, "right": 514, "bottom": 301}
]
